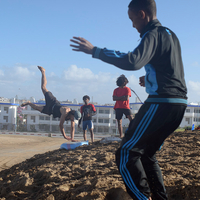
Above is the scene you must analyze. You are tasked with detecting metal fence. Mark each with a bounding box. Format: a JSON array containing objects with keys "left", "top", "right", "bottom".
[{"left": 0, "top": 123, "right": 128, "bottom": 135}]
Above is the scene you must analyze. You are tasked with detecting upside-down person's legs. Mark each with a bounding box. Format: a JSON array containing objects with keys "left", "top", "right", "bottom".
[
  {"left": 37, "top": 66, "right": 48, "bottom": 95},
  {"left": 21, "top": 66, "right": 48, "bottom": 112},
  {"left": 21, "top": 101, "right": 44, "bottom": 112}
]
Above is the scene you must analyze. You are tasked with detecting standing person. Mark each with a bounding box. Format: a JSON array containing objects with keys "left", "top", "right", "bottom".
[
  {"left": 70, "top": 0, "right": 187, "bottom": 199},
  {"left": 21, "top": 66, "right": 81, "bottom": 142},
  {"left": 113, "top": 75, "right": 133, "bottom": 138},
  {"left": 78, "top": 95, "right": 96, "bottom": 143}
]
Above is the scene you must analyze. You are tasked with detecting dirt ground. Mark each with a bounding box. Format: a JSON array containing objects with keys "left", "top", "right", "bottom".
[
  {"left": 0, "top": 135, "right": 66, "bottom": 172},
  {"left": 0, "top": 131, "right": 200, "bottom": 200}
]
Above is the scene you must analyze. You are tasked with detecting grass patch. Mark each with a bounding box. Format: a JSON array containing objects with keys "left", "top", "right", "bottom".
[{"left": 174, "top": 128, "right": 185, "bottom": 132}]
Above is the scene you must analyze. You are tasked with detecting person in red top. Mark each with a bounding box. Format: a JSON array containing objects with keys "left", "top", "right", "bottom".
[
  {"left": 113, "top": 75, "right": 133, "bottom": 138},
  {"left": 78, "top": 95, "right": 96, "bottom": 142}
]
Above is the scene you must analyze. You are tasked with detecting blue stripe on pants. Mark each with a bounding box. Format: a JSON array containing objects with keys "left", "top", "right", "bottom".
[{"left": 119, "top": 104, "right": 159, "bottom": 199}]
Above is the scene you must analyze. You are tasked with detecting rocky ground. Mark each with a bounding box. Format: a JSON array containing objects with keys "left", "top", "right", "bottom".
[{"left": 0, "top": 131, "right": 200, "bottom": 200}]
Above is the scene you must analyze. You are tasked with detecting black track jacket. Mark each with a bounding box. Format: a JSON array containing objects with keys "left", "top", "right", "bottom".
[{"left": 92, "top": 19, "right": 187, "bottom": 104}]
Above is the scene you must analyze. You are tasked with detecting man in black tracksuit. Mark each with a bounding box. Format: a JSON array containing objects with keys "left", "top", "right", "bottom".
[{"left": 70, "top": 0, "right": 187, "bottom": 199}]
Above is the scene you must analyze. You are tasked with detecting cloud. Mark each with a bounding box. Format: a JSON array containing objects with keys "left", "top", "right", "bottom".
[
  {"left": 188, "top": 81, "right": 200, "bottom": 93},
  {"left": 0, "top": 65, "right": 36, "bottom": 83},
  {"left": 187, "top": 81, "right": 200, "bottom": 103},
  {"left": 58, "top": 65, "right": 116, "bottom": 103},
  {"left": 2, "top": 64, "right": 200, "bottom": 104},
  {"left": 63, "top": 65, "right": 97, "bottom": 81},
  {"left": 12, "top": 66, "right": 35, "bottom": 81},
  {"left": 0, "top": 64, "right": 147, "bottom": 104}
]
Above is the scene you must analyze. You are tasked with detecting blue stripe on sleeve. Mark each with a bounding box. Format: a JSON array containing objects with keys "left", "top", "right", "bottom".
[
  {"left": 104, "top": 50, "right": 127, "bottom": 58},
  {"left": 93, "top": 47, "right": 101, "bottom": 58}
]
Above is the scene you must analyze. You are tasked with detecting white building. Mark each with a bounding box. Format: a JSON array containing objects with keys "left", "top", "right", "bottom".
[
  {"left": 179, "top": 105, "right": 200, "bottom": 127},
  {"left": 0, "top": 98, "right": 18, "bottom": 130},
  {"left": 21, "top": 103, "right": 119, "bottom": 134},
  {"left": 130, "top": 102, "right": 200, "bottom": 128},
  {"left": 1, "top": 97, "right": 199, "bottom": 132},
  {"left": 24, "top": 100, "right": 196, "bottom": 134}
]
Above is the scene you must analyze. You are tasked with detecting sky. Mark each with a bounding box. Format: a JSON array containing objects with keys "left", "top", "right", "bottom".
[{"left": 0, "top": 0, "right": 200, "bottom": 105}]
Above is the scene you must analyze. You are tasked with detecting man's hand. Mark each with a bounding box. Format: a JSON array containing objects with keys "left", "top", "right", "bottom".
[
  {"left": 139, "top": 76, "right": 145, "bottom": 87},
  {"left": 70, "top": 37, "right": 94, "bottom": 55},
  {"left": 64, "top": 135, "right": 72, "bottom": 140}
]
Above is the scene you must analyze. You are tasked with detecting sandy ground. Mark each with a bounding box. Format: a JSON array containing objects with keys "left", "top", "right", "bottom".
[
  {"left": 0, "top": 135, "right": 66, "bottom": 172},
  {"left": 0, "top": 131, "right": 200, "bottom": 200}
]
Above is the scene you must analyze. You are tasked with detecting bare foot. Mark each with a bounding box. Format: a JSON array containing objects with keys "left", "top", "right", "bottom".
[
  {"left": 37, "top": 66, "right": 45, "bottom": 73},
  {"left": 21, "top": 101, "right": 30, "bottom": 107}
]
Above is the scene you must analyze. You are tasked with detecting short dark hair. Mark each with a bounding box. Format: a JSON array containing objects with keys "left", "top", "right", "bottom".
[
  {"left": 128, "top": 0, "right": 157, "bottom": 18},
  {"left": 83, "top": 95, "right": 90, "bottom": 100},
  {"left": 116, "top": 75, "right": 129, "bottom": 87},
  {"left": 65, "top": 110, "right": 81, "bottom": 120}
]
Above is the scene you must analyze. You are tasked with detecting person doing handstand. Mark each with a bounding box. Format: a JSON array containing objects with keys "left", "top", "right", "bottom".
[{"left": 21, "top": 66, "right": 81, "bottom": 142}]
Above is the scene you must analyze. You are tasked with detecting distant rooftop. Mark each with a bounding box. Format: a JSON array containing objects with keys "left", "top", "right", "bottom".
[
  {"left": 0, "top": 97, "right": 10, "bottom": 103},
  {"left": 1, "top": 96, "right": 200, "bottom": 107}
]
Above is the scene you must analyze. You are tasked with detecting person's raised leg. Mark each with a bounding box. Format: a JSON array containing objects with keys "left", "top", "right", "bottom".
[
  {"left": 21, "top": 66, "right": 49, "bottom": 113},
  {"left": 38, "top": 66, "right": 48, "bottom": 95},
  {"left": 21, "top": 101, "right": 44, "bottom": 112}
]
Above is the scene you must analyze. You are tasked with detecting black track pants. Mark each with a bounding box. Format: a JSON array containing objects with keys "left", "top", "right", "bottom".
[{"left": 115, "top": 103, "right": 186, "bottom": 200}]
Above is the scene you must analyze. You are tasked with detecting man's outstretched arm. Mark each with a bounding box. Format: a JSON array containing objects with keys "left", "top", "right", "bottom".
[
  {"left": 70, "top": 34, "right": 157, "bottom": 71},
  {"left": 70, "top": 37, "right": 94, "bottom": 54}
]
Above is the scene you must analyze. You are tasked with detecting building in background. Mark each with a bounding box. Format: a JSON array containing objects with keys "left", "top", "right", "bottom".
[
  {"left": 0, "top": 96, "right": 200, "bottom": 133},
  {"left": 0, "top": 98, "right": 19, "bottom": 131},
  {"left": 180, "top": 104, "right": 200, "bottom": 127},
  {"left": 21, "top": 103, "right": 118, "bottom": 134}
]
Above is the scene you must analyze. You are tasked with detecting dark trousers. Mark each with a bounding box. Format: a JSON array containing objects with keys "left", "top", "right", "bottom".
[{"left": 116, "top": 103, "right": 186, "bottom": 200}]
